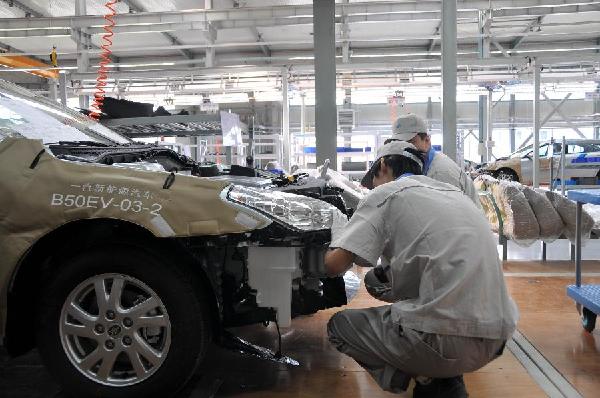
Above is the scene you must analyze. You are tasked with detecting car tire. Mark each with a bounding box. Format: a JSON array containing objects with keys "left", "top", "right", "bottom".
[
  {"left": 495, "top": 168, "right": 519, "bottom": 182},
  {"left": 36, "top": 246, "right": 211, "bottom": 398}
]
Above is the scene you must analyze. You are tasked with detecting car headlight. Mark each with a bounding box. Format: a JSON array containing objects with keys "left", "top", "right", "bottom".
[{"left": 226, "top": 185, "right": 339, "bottom": 231}]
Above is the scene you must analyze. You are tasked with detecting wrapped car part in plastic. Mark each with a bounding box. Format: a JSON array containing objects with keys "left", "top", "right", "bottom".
[
  {"left": 523, "top": 187, "right": 564, "bottom": 242},
  {"left": 492, "top": 181, "right": 539, "bottom": 245},
  {"left": 544, "top": 190, "right": 594, "bottom": 243},
  {"left": 583, "top": 203, "right": 600, "bottom": 231}
]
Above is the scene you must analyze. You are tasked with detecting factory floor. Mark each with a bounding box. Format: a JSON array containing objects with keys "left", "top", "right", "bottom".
[{"left": 2, "top": 254, "right": 600, "bottom": 397}]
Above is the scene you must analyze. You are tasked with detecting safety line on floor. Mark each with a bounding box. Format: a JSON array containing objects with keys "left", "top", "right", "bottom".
[
  {"left": 504, "top": 272, "right": 600, "bottom": 278},
  {"left": 508, "top": 330, "right": 583, "bottom": 398}
]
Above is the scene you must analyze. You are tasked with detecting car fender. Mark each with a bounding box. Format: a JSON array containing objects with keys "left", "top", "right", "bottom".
[{"left": 0, "top": 138, "right": 269, "bottom": 342}]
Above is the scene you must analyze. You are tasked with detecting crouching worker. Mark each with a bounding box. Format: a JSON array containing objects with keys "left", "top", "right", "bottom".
[{"left": 325, "top": 141, "right": 518, "bottom": 397}]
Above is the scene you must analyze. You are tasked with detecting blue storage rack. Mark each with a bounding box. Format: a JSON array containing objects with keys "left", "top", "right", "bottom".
[{"left": 566, "top": 189, "right": 600, "bottom": 330}]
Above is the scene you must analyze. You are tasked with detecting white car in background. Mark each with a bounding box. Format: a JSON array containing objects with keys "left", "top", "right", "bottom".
[{"left": 480, "top": 139, "right": 600, "bottom": 186}]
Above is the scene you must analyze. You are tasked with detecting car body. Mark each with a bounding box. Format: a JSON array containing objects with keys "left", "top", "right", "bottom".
[
  {"left": 479, "top": 139, "right": 600, "bottom": 186},
  {"left": 0, "top": 80, "right": 353, "bottom": 398}
]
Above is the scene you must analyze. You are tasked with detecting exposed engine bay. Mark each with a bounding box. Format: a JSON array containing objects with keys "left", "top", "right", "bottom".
[{"left": 46, "top": 140, "right": 363, "bottom": 329}]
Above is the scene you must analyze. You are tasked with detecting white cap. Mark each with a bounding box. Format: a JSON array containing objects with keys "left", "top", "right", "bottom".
[
  {"left": 361, "top": 141, "right": 423, "bottom": 189},
  {"left": 391, "top": 113, "right": 428, "bottom": 141}
]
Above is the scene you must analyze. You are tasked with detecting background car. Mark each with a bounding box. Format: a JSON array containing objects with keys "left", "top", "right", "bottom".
[{"left": 479, "top": 139, "right": 600, "bottom": 186}]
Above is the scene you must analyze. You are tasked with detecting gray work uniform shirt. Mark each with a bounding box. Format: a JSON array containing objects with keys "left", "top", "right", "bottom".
[
  {"left": 426, "top": 149, "right": 481, "bottom": 209},
  {"left": 331, "top": 175, "right": 518, "bottom": 340}
]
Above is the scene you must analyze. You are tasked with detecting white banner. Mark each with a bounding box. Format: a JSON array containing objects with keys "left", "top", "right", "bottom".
[{"left": 220, "top": 111, "right": 242, "bottom": 147}]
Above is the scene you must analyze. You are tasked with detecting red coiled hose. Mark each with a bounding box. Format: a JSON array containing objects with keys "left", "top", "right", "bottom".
[{"left": 89, "top": 1, "right": 118, "bottom": 120}]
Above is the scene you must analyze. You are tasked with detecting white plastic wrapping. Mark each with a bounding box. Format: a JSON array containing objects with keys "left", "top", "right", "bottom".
[
  {"left": 492, "top": 181, "right": 540, "bottom": 245},
  {"left": 295, "top": 166, "right": 367, "bottom": 210},
  {"left": 478, "top": 192, "right": 500, "bottom": 233},
  {"left": 524, "top": 187, "right": 564, "bottom": 242},
  {"left": 473, "top": 174, "right": 497, "bottom": 192},
  {"left": 583, "top": 203, "right": 600, "bottom": 231},
  {"left": 544, "top": 190, "right": 594, "bottom": 243},
  {"left": 343, "top": 270, "right": 361, "bottom": 303},
  {"left": 475, "top": 175, "right": 583, "bottom": 246}
]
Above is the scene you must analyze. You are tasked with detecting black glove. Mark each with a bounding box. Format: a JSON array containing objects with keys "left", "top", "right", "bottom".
[{"left": 364, "top": 266, "right": 393, "bottom": 302}]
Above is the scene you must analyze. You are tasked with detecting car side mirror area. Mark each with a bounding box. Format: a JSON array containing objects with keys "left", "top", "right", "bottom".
[{"left": 522, "top": 153, "right": 532, "bottom": 160}]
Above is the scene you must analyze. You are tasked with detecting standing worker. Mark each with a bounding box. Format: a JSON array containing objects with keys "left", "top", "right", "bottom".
[
  {"left": 327, "top": 141, "right": 518, "bottom": 397},
  {"left": 383, "top": 113, "right": 481, "bottom": 207},
  {"left": 49, "top": 46, "right": 58, "bottom": 67}
]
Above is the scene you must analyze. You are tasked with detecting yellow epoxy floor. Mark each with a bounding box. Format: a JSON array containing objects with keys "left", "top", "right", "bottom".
[
  {"left": 3, "top": 262, "right": 599, "bottom": 397},
  {"left": 208, "top": 267, "right": 547, "bottom": 398},
  {"left": 505, "top": 260, "right": 600, "bottom": 398}
]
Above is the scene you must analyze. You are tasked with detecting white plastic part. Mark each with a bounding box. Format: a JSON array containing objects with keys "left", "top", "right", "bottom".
[
  {"left": 343, "top": 270, "right": 361, "bottom": 303},
  {"left": 247, "top": 246, "right": 299, "bottom": 327}
]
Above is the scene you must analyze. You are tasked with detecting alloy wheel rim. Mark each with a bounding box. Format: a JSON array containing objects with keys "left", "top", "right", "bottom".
[{"left": 59, "top": 273, "right": 171, "bottom": 387}]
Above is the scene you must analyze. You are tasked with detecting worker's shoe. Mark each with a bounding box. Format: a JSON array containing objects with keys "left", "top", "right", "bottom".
[{"left": 412, "top": 375, "right": 468, "bottom": 398}]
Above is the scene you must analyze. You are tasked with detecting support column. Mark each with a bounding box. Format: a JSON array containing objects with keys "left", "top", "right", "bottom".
[
  {"left": 533, "top": 59, "right": 541, "bottom": 188},
  {"left": 441, "top": 0, "right": 457, "bottom": 161},
  {"left": 478, "top": 10, "right": 491, "bottom": 58},
  {"left": 594, "top": 83, "right": 600, "bottom": 140},
  {"left": 342, "top": 84, "right": 352, "bottom": 163},
  {"left": 478, "top": 10, "right": 491, "bottom": 163},
  {"left": 75, "top": 0, "right": 90, "bottom": 110},
  {"left": 48, "top": 78, "right": 58, "bottom": 103},
  {"left": 313, "top": 0, "right": 337, "bottom": 169},
  {"left": 205, "top": 0, "right": 216, "bottom": 67},
  {"left": 509, "top": 93, "right": 516, "bottom": 153},
  {"left": 341, "top": 0, "right": 352, "bottom": 164},
  {"left": 478, "top": 95, "right": 486, "bottom": 163},
  {"left": 426, "top": 97, "right": 433, "bottom": 121},
  {"left": 486, "top": 88, "right": 494, "bottom": 161},
  {"left": 281, "top": 68, "right": 290, "bottom": 171},
  {"left": 59, "top": 73, "right": 68, "bottom": 106},
  {"left": 300, "top": 91, "right": 306, "bottom": 168}
]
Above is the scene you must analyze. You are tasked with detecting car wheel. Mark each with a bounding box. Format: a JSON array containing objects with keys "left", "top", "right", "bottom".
[
  {"left": 36, "top": 246, "right": 211, "bottom": 398},
  {"left": 495, "top": 168, "right": 519, "bottom": 182}
]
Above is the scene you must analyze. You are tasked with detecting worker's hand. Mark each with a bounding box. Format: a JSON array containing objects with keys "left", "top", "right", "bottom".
[
  {"left": 325, "top": 248, "right": 354, "bottom": 277},
  {"left": 330, "top": 209, "right": 348, "bottom": 243},
  {"left": 364, "top": 266, "right": 394, "bottom": 302}
]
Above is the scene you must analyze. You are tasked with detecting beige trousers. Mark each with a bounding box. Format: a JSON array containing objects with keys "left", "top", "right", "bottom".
[{"left": 327, "top": 305, "right": 505, "bottom": 393}]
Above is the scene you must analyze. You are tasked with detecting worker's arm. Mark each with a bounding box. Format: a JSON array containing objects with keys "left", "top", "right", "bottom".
[
  {"left": 364, "top": 265, "right": 395, "bottom": 302},
  {"left": 324, "top": 248, "right": 354, "bottom": 277},
  {"left": 326, "top": 192, "right": 385, "bottom": 275}
]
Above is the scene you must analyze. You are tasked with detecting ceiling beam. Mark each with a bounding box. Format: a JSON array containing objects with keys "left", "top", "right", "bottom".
[
  {"left": 511, "top": 16, "right": 545, "bottom": 49},
  {"left": 0, "top": 39, "right": 46, "bottom": 64},
  {"left": 65, "top": 53, "right": 600, "bottom": 82},
  {"left": 0, "top": 1, "right": 46, "bottom": 65},
  {"left": 492, "top": 40, "right": 511, "bottom": 57},
  {"left": 1, "top": 1, "right": 599, "bottom": 31},
  {"left": 428, "top": 23, "right": 441, "bottom": 52},
  {"left": 4, "top": 27, "right": 600, "bottom": 51},
  {"left": 0, "top": 0, "right": 43, "bottom": 17},
  {"left": 250, "top": 27, "right": 271, "bottom": 58},
  {"left": 120, "top": 0, "right": 194, "bottom": 60}
]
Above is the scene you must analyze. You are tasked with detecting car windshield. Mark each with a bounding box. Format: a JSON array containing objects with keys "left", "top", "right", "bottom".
[
  {"left": 509, "top": 146, "right": 533, "bottom": 158},
  {"left": 509, "top": 143, "right": 552, "bottom": 158},
  {"left": 0, "top": 80, "right": 130, "bottom": 145}
]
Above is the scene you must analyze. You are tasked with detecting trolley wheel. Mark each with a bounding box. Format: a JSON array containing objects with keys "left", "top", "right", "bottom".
[{"left": 582, "top": 307, "right": 597, "bottom": 333}]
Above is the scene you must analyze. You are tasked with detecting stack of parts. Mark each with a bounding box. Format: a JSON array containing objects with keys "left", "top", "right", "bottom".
[
  {"left": 583, "top": 203, "right": 600, "bottom": 230},
  {"left": 544, "top": 190, "right": 594, "bottom": 242},
  {"left": 490, "top": 181, "right": 539, "bottom": 245},
  {"left": 526, "top": 187, "right": 564, "bottom": 242},
  {"left": 474, "top": 175, "right": 594, "bottom": 246}
]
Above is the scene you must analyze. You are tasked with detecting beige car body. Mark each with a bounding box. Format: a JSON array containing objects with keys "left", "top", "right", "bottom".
[
  {"left": 481, "top": 140, "right": 600, "bottom": 185},
  {"left": 483, "top": 156, "right": 552, "bottom": 184},
  {"left": 0, "top": 137, "right": 271, "bottom": 340}
]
